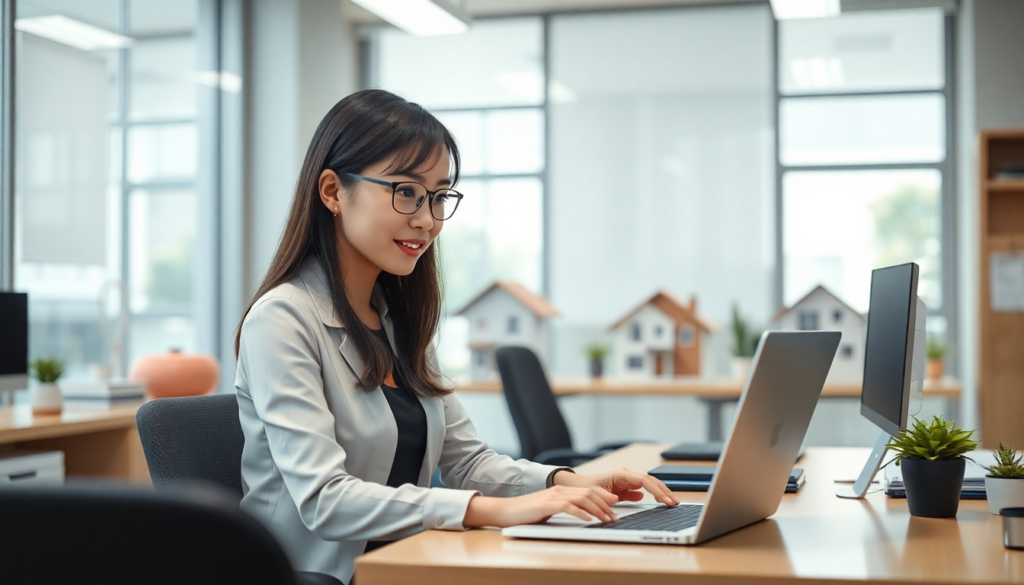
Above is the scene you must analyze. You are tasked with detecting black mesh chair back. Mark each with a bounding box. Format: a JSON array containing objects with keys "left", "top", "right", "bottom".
[
  {"left": 137, "top": 393, "right": 245, "bottom": 501},
  {"left": 495, "top": 346, "right": 574, "bottom": 460},
  {"left": 0, "top": 482, "right": 298, "bottom": 585}
]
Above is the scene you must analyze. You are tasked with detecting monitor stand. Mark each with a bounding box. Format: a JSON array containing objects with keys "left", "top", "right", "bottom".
[{"left": 836, "top": 431, "right": 890, "bottom": 499}]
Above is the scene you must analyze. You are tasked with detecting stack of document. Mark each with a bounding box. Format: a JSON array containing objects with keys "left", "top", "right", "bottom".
[
  {"left": 649, "top": 465, "right": 806, "bottom": 493},
  {"left": 884, "top": 454, "right": 994, "bottom": 500},
  {"left": 60, "top": 379, "right": 145, "bottom": 403}
]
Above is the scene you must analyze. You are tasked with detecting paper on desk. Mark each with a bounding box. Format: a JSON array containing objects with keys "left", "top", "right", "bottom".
[{"left": 990, "top": 251, "right": 1024, "bottom": 312}]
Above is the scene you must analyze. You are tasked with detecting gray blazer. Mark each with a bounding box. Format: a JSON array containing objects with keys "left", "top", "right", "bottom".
[{"left": 235, "top": 258, "right": 560, "bottom": 584}]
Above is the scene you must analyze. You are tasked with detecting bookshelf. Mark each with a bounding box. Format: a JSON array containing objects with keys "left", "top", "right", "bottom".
[{"left": 979, "top": 130, "right": 1024, "bottom": 447}]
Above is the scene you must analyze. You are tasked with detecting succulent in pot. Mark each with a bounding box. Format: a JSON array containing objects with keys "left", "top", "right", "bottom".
[
  {"left": 984, "top": 443, "right": 1024, "bottom": 515},
  {"left": 30, "top": 357, "right": 65, "bottom": 415},
  {"left": 885, "top": 415, "right": 979, "bottom": 518},
  {"left": 584, "top": 344, "right": 609, "bottom": 379}
]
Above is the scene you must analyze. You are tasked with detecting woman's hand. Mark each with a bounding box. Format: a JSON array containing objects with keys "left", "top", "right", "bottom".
[
  {"left": 553, "top": 468, "right": 680, "bottom": 506},
  {"left": 463, "top": 485, "right": 621, "bottom": 528}
]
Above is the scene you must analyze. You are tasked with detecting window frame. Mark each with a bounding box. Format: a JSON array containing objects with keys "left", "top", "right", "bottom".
[{"left": 773, "top": 12, "right": 958, "bottom": 375}]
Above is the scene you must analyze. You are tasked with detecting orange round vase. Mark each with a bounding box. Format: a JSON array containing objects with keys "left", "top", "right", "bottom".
[{"left": 129, "top": 350, "right": 220, "bottom": 398}]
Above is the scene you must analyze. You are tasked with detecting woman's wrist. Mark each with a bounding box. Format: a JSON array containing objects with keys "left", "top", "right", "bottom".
[
  {"left": 463, "top": 494, "right": 499, "bottom": 528},
  {"left": 551, "top": 469, "right": 580, "bottom": 487}
]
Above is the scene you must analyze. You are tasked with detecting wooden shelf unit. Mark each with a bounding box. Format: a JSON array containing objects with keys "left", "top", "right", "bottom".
[{"left": 979, "top": 130, "right": 1024, "bottom": 447}]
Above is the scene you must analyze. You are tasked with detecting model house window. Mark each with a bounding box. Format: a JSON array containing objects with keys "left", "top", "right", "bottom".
[
  {"left": 477, "top": 318, "right": 487, "bottom": 331},
  {"left": 798, "top": 312, "right": 819, "bottom": 331},
  {"left": 680, "top": 325, "right": 696, "bottom": 347},
  {"left": 474, "top": 350, "right": 486, "bottom": 366},
  {"left": 842, "top": 345, "right": 854, "bottom": 359},
  {"left": 507, "top": 315, "right": 518, "bottom": 334},
  {"left": 630, "top": 322, "right": 642, "bottom": 341},
  {"left": 627, "top": 356, "right": 644, "bottom": 370},
  {"left": 833, "top": 310, "right": 843, "bottom": 323},
  {"left": 655, "top": 325, "right": 663, "bottom": 337}
]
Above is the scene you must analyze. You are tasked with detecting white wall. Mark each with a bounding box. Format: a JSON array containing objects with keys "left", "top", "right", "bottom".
[
  {"left": 955, "top": 0, "right": 1024, "bottom": 436},
  {"left": 244, "top": 0, "right": 358, "bottom": 299}
]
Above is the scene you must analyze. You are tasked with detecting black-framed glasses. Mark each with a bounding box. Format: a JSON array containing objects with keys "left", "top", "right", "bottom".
[{"left": 344, "top": 173, "right": 464, "bottom": 221}]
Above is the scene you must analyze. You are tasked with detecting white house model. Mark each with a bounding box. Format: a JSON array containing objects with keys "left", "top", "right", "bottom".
[
  {"left": 772, "top": 285, "right": 866, "bottom": 384},
  {"left": 609, "top": 291, "right": 722, "bottom": 379},
  {"left": 455, "top": 281, "right": 559, "bottom": 381}
]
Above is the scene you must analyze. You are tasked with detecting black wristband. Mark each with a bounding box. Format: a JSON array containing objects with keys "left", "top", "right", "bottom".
[{"left": 546, "top": 467, "right": 575, "bottom": 488}]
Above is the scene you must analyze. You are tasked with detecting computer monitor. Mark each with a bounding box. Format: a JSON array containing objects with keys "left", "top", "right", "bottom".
[
  {"left": 836, "top": 263, "right": 926, "bottom": 499},
  {"left": 0, "top": 292, "right": 30, "bottom": 399}
]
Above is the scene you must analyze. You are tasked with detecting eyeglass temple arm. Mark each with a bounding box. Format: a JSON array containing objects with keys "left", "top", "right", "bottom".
[{"left": 343, "top": 173, "right": 395, "bottom": 188}]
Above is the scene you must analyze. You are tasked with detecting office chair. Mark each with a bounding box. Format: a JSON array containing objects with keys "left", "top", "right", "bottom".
[
  {"left": 495, "top": 346, "right": 636, "bottom": 467},
  {"left": 0, "top": 481, "right": 341, "bottom": 585},
  {"left": 137, "top": 395, "right": 342, "bottom": 585}
]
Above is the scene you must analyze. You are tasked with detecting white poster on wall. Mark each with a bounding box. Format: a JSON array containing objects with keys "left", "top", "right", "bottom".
[
  {"left": 17, "top": 34, "right": 109, "bottom": 265},
  {"left": 990, "top": 251, "right": 1024, "bottom": 312}
]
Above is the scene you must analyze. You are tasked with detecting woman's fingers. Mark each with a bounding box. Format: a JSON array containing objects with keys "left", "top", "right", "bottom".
[
  {"left": 617, "top": 490, "right": 645, "bottom": 502},
  {"left": 638, "top": 474, "right": 679, "bottom": 505},
  {"left": 583, "top": 488, "right": 618, "bottom": 521},
  {"left": 560, "top": 502, "right": 592, "bottom": 523}
]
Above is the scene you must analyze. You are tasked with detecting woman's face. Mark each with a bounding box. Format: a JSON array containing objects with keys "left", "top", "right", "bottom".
[{"left": 323, "top": 148, "right": 450, "bottom": 277}]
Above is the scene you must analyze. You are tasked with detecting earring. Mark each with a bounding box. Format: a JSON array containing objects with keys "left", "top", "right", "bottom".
[{"left": 332, "top": 207, "right": 338, "bottom": 217}]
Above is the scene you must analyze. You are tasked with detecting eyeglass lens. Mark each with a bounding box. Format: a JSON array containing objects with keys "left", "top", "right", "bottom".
[{"left": 393, "top": 183, "right": 460, "bottom": 220}]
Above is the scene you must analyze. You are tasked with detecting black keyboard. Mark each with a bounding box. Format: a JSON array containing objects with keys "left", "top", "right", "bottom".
[{"left": 585, "top": 504, "right": 703, "bottom": 532}]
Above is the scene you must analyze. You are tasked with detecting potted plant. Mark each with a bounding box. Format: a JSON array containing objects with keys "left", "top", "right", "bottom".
[
  {"left": 730, "top": 304, "right": 761, "bottom": 381},
  {"left": 926, "top": 337, "right": 948, "bottom": 381},
  {"left": 30, "top": 357, "right": 65, "bottom": 415},
  {"left": 584, "top": 344, "right": 610, "bottom": 379},
  {"left": 886, "top": 415, "right": 979, "bottom": 518},
  {"left": 984, "top": 443, "right": 1024, "bottom": 515}
]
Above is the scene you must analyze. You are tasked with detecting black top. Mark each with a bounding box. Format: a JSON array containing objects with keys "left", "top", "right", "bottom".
[{"left": 363, "top": 327, "right": 428, "bottom": 553}]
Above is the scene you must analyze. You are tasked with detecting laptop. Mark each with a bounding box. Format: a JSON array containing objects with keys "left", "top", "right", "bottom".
[{"left": 502, "top": 330, "right": 840, "bottom": 546}]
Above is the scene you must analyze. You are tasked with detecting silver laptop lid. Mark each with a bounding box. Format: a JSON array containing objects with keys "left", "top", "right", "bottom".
[{"left": 694, "top": 331, "right": 840, "bottom": 543}]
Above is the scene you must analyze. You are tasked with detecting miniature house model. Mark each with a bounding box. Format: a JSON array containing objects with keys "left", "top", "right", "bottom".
[
  {"left": 609, "top": 291, "right": 721, "bottom": 378},
  {"left": 455, "top": 282, "right": 559, "bottom": 381},
  {"left": 772, "top": 285, "right": 866, "bottom": 384}
]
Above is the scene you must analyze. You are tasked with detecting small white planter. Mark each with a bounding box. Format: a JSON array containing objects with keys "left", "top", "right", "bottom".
[
  {"left": 31, "top": 382, "right": 63, "bottom": 415},
  {"left": 985, "top": 476, "right": 1024, "bottom": 515},
  {"left": 731, "top": 357, "right": 753, "bottom": 382}
]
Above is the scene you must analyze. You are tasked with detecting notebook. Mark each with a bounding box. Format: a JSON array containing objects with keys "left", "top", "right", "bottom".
[{"left": 650, "top": 465, "right": 806, "bottom": 493}]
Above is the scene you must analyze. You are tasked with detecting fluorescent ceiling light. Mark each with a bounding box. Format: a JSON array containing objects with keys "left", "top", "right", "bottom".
[
  {"left": 15, "top": 15, "right": 132, "bottom": 50},
  {"left": 352, "top": 0, "right": 469, "bottom": 36},
  {"left": 770, "top": 0, "right": 840, "bottom": 20}
]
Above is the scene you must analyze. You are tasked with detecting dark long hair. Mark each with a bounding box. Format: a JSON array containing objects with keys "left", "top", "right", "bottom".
[{"left": 235, "top": 89, "right": 458, "bottom": 397}]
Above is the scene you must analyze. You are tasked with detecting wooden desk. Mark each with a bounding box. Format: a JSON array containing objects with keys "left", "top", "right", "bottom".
[
  {"left": 0, "top": 402, "right": 151, "bottom": 484},
  {"left": 457, "top": 378, "right": 964, "bottom": 442},
  {"left": 357, "top": 444, "right": 1022, "bottom": 585}
]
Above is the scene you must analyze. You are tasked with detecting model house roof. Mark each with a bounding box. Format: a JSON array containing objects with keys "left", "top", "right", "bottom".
[
  {"left": 609, "top": 291, "right": 722, "bottom": 333},
  {"left": 771, "top": 285, "right": 866, "bottom": 323},
  {"left": 454, "top": 281, "right": 560, "bottom": 318}
]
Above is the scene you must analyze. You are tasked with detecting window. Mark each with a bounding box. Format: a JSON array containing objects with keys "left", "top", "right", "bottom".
[
  {"left": 507, "top": 315, "right": 518, "bottom": 334},
  {"left": 798, "top": 312, "right": 819, "bottom": 331},
  {"left": 778, "top": 9, "right": 954, "bottom": 358},
  {"left": 12, "top": 0, "right": 214, "bottom": 380},
  {"left": 630, "top": 322, "right": 642, "bottom": 342},
  {"left": 627, "top": 356, "right": 644, "bottom": 370},
  {"left": 371, "top": 18, "right": 544, "bottom": 377},
  {"left": 679, "top": 325, "right": 696, "bottom": 347},
  {"left": 474, "top": 349, "right": 486, "bottom": 366},
  {"left": 654, "top": 325, "right": 663, "bottom": 338},
  {"left": 842, "top": 345, "right": 854, "bottom": 359},
  {"left": 833, "top": 309, "right": 843, "bottom": 323}
]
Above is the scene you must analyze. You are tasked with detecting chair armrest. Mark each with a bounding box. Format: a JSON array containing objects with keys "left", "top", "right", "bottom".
[
  {"left": 595, "top": 440, "right": 655, "bottom": 452},
  {"left": 533, "top": 448, "right": 605, "bottom": 467},
  {"left": 295, "top": 571, "right": 345, "bottom": 585}
]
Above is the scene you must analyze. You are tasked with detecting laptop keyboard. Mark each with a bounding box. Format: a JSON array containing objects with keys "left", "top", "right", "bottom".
[{"left": 585, "top": 504, "right": 703, "bottom": 532}]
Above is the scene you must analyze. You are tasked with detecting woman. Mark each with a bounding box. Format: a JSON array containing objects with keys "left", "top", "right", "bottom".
[{"left": 234, "top": 89, "right": 678, "bottom": 584}]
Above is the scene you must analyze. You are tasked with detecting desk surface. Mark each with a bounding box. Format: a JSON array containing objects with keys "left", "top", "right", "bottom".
[
  {"left": 0, "top": 402, "right": 144, "bottom": 445},
  {"left": 357, "top": 444, "right": 1022, "bottom": 585},
  {"left": 455, "top": 377, "right": 963, "bottom": 399}
]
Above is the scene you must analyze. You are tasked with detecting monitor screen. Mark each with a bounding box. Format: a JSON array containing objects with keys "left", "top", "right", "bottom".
[
  {"left": 0, "top": 293, "right": 29, "bottom": 376},
  {"left": 861, "top": 264, "right": 917, "bottom": 432}
]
